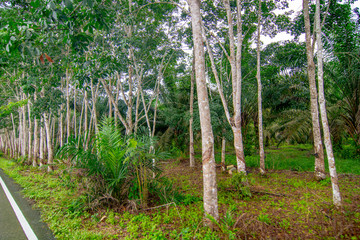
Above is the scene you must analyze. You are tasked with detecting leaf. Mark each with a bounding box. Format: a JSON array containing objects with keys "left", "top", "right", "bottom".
[
  {"left": 40, "top": 54, "right": 45, "bottom": 64},
  {"left": 10, "top": 36, "right": 16, "bottom": 41},
  {"left": 44, "top": 53, "right": 54, "bottom": 63},
  {"left": 64, "top": 0, "right": 74, "bottom": 10},
  {"left": 86, "top": 0, "right": 94, "bottom": 8}
]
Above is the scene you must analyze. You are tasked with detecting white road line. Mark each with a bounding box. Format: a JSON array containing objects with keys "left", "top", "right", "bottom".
[{"left": 0, "top": 176, "right": 38, "bottom": 240}]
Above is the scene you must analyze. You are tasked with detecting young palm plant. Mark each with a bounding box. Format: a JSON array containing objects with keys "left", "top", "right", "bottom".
[{"left": 57, "top": 117, "right": 162, "bottom": 207}]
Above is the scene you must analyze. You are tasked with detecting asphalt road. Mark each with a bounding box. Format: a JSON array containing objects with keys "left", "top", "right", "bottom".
[{"left": 0, "top": 168, "right": 55, "bottom": 240}]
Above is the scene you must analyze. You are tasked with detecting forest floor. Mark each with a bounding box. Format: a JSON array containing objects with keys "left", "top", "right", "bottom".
[{"left": 0, "top": 145, "right": 360, "bottom": 239}]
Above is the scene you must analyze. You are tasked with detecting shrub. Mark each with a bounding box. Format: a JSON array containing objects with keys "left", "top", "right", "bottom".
[
  {"left": 57, "top": 117, "right": 173, "bottom": 208},
  {"left": 230, "top": 172, "right": 253, "bottom": 198}
]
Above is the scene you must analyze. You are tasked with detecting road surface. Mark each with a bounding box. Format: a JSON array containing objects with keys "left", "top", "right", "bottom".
[{"left": 0, "top": 168, "right": 55, "bottom": 240}]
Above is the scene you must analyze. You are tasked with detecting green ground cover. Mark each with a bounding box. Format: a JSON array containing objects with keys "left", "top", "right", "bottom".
[{"left": 0, "top": 144, "right": 359, "bottom": 239}]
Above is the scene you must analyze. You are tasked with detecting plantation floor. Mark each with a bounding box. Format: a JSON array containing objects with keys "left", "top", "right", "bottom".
[
  {"left": 1, "top": 153, "right": 360, "bottom": 239},
  {"left": 161, "top": 158, "right": 360, "bottom": 239}
]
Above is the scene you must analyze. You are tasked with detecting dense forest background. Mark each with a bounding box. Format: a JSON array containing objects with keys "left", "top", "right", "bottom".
[{"left": 0, "top": 0, "right": 360, "bottom": 238}]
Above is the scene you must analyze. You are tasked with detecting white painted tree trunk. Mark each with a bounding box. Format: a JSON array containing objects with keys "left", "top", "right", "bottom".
[
  {"left": 315, "top": 0, "right": 342, "bottom": 207},
  {"left": 188, "top": 0, "right": 219, "bottom": 225},
  {"left": 256, "top": 0, "right": 265, "bottom": 174},
  {"left": 303, "top": 0, "right": 326, "bottom": 180}
]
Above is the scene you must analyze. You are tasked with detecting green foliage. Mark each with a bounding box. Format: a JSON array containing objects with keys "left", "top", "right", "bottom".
[
  {"left": 57, "top": 117, "right": 176, "bottom": 207},
  {"left": 230, "top": 172, "right": 253, "bottom": 199},
  {"left": 0, "top": 99, "right": 28, "bottom": 117},
  {"left": 258, "top": 213, "right": 271, "bottom": 225}
]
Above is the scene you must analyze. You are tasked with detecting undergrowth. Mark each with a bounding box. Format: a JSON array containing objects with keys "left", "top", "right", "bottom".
[{"left": 0, "top": 143, "right": 360, "bottom": 239}]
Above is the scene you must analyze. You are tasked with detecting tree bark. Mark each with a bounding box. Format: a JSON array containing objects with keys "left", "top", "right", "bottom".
[
  {"left": 73, "top": 87, "right": 77, "bottom": 139},
  {"left": 27, "top": 97, "right": 33, "bottom": 163},
  {"left": 10, "top": 113, "right": 17, "bottom": 158},
  {"left": 221, "top": 136, "right": 226, "bottom": 172},
  {"left": 108, "top": 78, "right": 113, "bottom": 118},
  {"left": 189, "top": 59, "right": 195, "bottom": 168},
  {"left": 43, "top": 112, "right": 54, "bottom": 172},
  {"left": 39, "top": 117, "right": 45, "bottom": 167},
  {"left": 188, "top": 0, "right": 219, "bottom": 225},
  {"left": 59, "top": 77, "right": 64, "bottom": 147},
  {"left": 84, "top": 84, "right": 89, "bottom": 149},
  {"left": 303, "top": 0, "right": 326, "bottom": 180},
  {"left": 234, "top": 0, "right": 246, "bottom": 173},
  {"left": 100, "top": 78, "right": 129, "bottom": 133},
  {"left": 33, "top": 116, "right": 39, "bottom": 167},
  {"left": 66, "top": 68, "right": 71, "bottom": 142},
  {"left": 90, "top": 80, "right": 99, "bottom": 134},
  {"left": 256, "top": 0, "right": 265, "bottom": 174},
  {"left": 315, "top": 0, "right": 342, "bottom": 206}
]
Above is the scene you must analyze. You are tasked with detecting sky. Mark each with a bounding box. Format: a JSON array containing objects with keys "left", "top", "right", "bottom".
[{"left": 261, "top": 0, "right": 360, "bottom": 46}]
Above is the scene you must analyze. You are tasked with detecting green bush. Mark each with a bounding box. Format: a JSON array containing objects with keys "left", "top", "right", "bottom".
[
  {"left": 230, "top": 172, "right": 253, "bottom": 198},
  {"left": 57, "top": 117, "right": 174, "bottom": 208}
]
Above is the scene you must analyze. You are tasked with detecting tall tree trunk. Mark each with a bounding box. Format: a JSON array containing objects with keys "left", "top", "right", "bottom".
[
  {"left": 234, "top": 0, "right": 246, "bottom": 173},
  {"left": 134, "top": 88, "right": 141, "bottom": 135},
  {"left": 108, "top": 78, "right": 113, "bottom": 118},
  {"left": 33, "top": 116, "right": 39, "bottom": 167},
  {"left": 90, "top": 81, "right": 99, "bottom": 134},
  {"left": 43, "top": 112, "right": 54, "bottom": 172},
  {"left": 256, "top": 0, "right": 265, "bottom": 174},
  {"left": 78, "top": 97, "right": 85, "bottom": 144},
  {"left": 189, "top": 59, "right": 195, "bottom": 168},
  {"left": 224, "top": 0, "right": 246, "bottom": 173},
  {"left": 100, "top": 79, "right": 129, "bottom": 133},
  {"left": 303, "top": 0, "right": 326, "bottom": 180},
  {"left": 66, "top": 68, "right": 71, "bottom": 142},
  {"left": 10, "top": 113, "right": 17, "bottom": 158},
  {"left": 73, "top": 87, "right": 77, "bottom": 139},
  {"left": 315, "top": 0, "right": 342, "bottom": 206},
  {"left": 59, "top": 77, "right": 64, "bottom": 147},
  {"left": 39, "top": 117, "right": 45, "bottom": 167},
  {"left": 188, "top": 0, "right": 219, "bottom": 225},
  {"left": 221, "top": 135, "right": 226, "bottom": 172},
  {"left": 51, "top": 116, "right": 56, "bottom": 149},
  {"left": 27, "top": 97, "right": 33, "bottom": 163},
  {"left": 19, "top": 107, "right": 25, "bottom": 157},
  {"left": 84, "top": 84, "right": 89, "bottom": 149}
]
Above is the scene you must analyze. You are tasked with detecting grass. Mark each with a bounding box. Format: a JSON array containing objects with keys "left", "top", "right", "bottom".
[
  {"left": 215, "top": 144, "right": 360, "bottom": 174},
  {"left": 0, "top": 144, "right": 360, "bottom": 239}
]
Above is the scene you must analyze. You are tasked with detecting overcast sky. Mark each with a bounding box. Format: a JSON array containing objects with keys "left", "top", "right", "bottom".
[{"left": 262, "top": 0, "right": 360, "bottom": 46}]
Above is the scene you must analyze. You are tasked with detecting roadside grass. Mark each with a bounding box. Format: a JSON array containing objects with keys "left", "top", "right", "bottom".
[{"left": 0, "top": 143, "right": 360, "bottom": 239}]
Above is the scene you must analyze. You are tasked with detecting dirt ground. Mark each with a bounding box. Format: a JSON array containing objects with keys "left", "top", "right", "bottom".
[{"left": 160, "top": 158, "right": 360, "bottom": 239}]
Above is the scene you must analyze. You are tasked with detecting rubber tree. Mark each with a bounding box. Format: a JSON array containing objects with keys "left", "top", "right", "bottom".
[
  {"left": 315, "top": 0, "right": 342, "bottom": 207},
  {"left": 303, "top": 0, "right": 326, "bottom": 180},
  {"left": 187, "top": 0, "right": 219, "bottom": 225}
]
